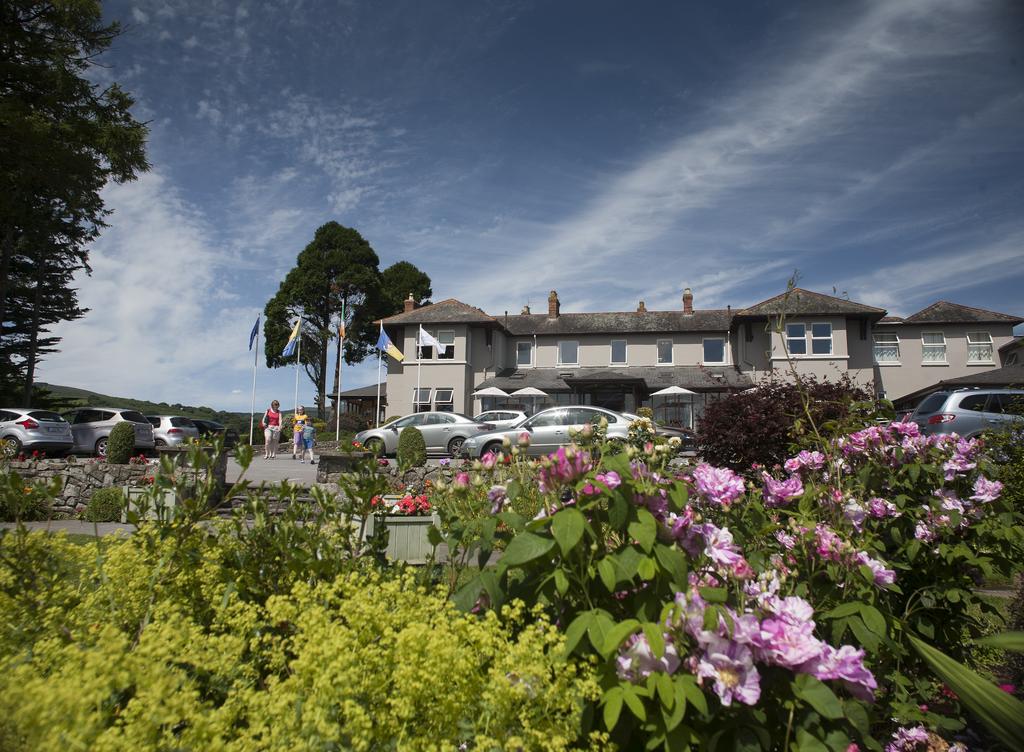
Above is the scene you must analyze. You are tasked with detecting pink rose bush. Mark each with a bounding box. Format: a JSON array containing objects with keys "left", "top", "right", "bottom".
[{"left": 443, "top": 417, "right": 1022, "bottom": 749}]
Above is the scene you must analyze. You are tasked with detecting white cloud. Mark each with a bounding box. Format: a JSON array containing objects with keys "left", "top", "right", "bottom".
[{"left": 131, "top": 7, "right": 149, "bottom": 24}]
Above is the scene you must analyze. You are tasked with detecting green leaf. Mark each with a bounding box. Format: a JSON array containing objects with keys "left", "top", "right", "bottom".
[
  {"left": 554, "top": 568, "right": 570, "bottom": 595},
  {"left": 563, "top": 611, "right": 593, "bottom": 655},
  {"left": 859, "top": 604, "right": 886, "bottom": 637},
  {"left": 603, "top": 686, "right": 624, "bottom": 730},
  {"left": 623, "top": 686, "right": 647, "bottom": 720},
  {"left": 793, "top": 675, "right": 844, "bottom": 720},
  {"left": 823, "top": 602, "right": 862, "bottom": 619},
  {"left": 976, "top": 632, "right": 1024, "bottom": 652},
  {"left": 642, "top": 622, "right": 666, "bottom": 657},
  {"left": 598, "top": 558, "right": 618, "bottom": 591},
  {"left": 638, "top": 555, "right": 657, "bottom": 580},
  {"left": 663, "top": 684, "right": 687, "bottom": 730},
  {"left": 608, "top": 494, "right": 629, "bottom": 530},
  {"left": 588, "top": 610, "right": 614, "bottom": 655},
  {"left": 501, "top": 531, "right": 555, "bottom": 567},
  {"left": 452, "top": 574, "right": 483, "bottom": 612},
  {"left": 653, "top": 543, "right": 689, "bottom": 587},
  {"left": 795, "top": 728, "right": 830, "bottom": 752},
  {"left": 679, "top": 675, "right": 708, "bottom": 716},
  {"left": 603, "top": 619, "right": 640, "bottom": 658},
  {"left": 615, "top": 546, "right": 642, "bottom": 581},
  {"left": 551, "top": 507, "right": 586, "bottom": 555},
  {"left": 629, "top": 507, "right": 658, "bottom": 552},
  {"left": 909, "top": 635, "right": 1024, "bottom": 752},
  {"left": 848, "top": 615, "right": 879, "bottom": 652},
  {"left": 655, "top": 672, "right": 675, "bottom": 708},
  {"left": 427, "top": 524, "right": 444, "bottom": 547},
  {"left": 497, "top": 510, "right": 526, "bottom": 530},
  {"left": 698, "top": 586, "right": 728, "bottom": 604}
]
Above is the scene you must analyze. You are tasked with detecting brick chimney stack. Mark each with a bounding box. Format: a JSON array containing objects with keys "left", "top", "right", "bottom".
[
  {"left": 403, "top": 293, "right": 415, "bottom": 313},
  {"left": 548, "top": 290, "right": 560, "bottom": 318},
  {"left": 682, "top": 287, "right": 693, "bottom": 315},
  {"left": 637, "top": 301, "right": 647, "bottom": 312},
  {"left": 521, "top": 304, "right": 531, "bottom": 315}
]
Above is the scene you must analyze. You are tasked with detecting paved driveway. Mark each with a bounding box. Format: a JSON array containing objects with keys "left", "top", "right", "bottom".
[{"left": 227, "top": 455, "right": 318, "bottom": 486}]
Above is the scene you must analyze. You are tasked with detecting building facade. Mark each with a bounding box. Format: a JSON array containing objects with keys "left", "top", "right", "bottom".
[{"left": 376, "top": 288, "right": 1021, "bottom": 425}]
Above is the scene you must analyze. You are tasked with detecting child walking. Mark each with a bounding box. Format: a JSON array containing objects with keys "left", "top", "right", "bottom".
[
  {"left": 301, "top": 421, "right": 316, "bottom": 464},
  {"left": 291, "top": 405, "right": 310, "bottom": 460}
]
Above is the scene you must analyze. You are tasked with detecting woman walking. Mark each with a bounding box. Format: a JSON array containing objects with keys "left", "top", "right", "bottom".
[
  {"left": 260, "top": 400, "right": 282, "bottom": 459},
  {"left": 291, "top": 405, "right": 310, "bottom": 460}
]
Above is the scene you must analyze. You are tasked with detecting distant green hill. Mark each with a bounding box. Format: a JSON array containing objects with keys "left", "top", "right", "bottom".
[{"left": 36, "top": 383, "right": 254, "bottom": 437}]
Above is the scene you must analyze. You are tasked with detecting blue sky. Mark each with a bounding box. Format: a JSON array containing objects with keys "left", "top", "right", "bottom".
[{"left": 42, "top": 0, "right": 1024, "bottom": 411}]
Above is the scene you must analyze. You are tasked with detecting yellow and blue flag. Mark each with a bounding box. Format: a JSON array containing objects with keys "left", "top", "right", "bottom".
[
  {"left": 282, "top": 317, "right": 301, "bottom": 358},
  {"left": 375, "top": 324, "right": 404, "bottom": 362}
]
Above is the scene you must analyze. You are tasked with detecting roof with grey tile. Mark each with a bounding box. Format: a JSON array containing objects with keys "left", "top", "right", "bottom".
[
  {"left": 901, "top": 301, "right": 1023, "bottom": 326},
  {"left": 380, "top": 298, "right": 499, "bottom": 325},
  {"left": 476, "top": 365, "right": 752, "bottom": 392},
  {"left": 337, "top": 383, "right": 386, "bottom": 399},
  {"left": 999, "top": 336, "right": 1023, "bottom": 353},
  {"left": 502, "top": 310, "right": 733, "bottom": 335},
  {"left": 735, "top": 288, "right": 886, "bottom": 319}
]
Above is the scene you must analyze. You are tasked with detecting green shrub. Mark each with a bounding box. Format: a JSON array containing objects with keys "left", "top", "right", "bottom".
[
  {"left": 83, "top": 487, "right": 123, "bottom": 522},
  {"left": 105, "top": 422, "right": 135, "bottom": 464},
  {"left": 397, "top": 425, "right": 427, "bottom": 470}
]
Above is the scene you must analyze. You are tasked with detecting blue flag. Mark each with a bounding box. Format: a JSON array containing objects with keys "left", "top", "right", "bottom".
[{"left": 248, "top": 316, "right": 260, "bottom": 351}]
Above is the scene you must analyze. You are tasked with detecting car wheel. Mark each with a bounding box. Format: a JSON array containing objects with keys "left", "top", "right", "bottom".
[
  {"left": 1, "top": 436, "right": 21, "bottom": 459},
  {"left": 154, "top": 439, "right": 166, "bottom": 447},
  {"left": 447, "top": 436, "right": 465, "bottom": 456},
  {"left": 483, "top": 441, "right": 506, "bottom": 459},
  {"left": 365, "top": 438, "right": 385, "bottom": 456},
  {"left": 95, "top": 437, "right": 108, "bottom": 457}
]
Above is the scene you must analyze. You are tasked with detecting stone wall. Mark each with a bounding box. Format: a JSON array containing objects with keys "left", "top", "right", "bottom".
[
  {"left": 5, "top": 447, "right": 228, "bottom": 517},
  {"left": 316, "top": 452, "right": 449, "bottom": 491}
]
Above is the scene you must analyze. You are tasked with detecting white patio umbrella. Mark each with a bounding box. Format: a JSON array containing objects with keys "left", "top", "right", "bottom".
[
  {"left": 510, "top": 386, "right": 548, "bottom": 415},
  {"left": 650, "top": 385, "right": 696, "bottom": 428},
  {"left": 472, "top": 387, "right": 511, "bottom": 397}
]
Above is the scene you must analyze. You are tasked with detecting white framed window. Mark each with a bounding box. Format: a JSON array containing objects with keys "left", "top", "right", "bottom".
[
  {"left": 610, "top": 339, "right": 627, "bottom": 365},
  {"left": 434, "top": 388, "right": 454, "bottom": 412},
  {"left": 966, "top": 332, "right": 993, "bottom": 363},
  {"left": 811, "top": 322, "right": 832, "bottom": 355},
  {"left": 516, "top": 341, "right": 533, "bottom": 367},
  {"left": 873, "top": 332, "right": 900, "bottom": 363},
  {"left": 437, "top": 330, "right": 455, "bottom": 360},
  {"left": 702, "top": 337, "right": 726, "bottom": 364},
  {"left": 922, "top": 332, "right": 946, "bottom": 363},
  {"left": 657, "top": 339, "right": 673, "bottom": 365},
  {"left": 557, "top": 340, "right": 579, "bottom": 365},
  {"left": 1007, "top": 352, "right": 1019, "bottom": 366},
  {"left": 785, "top": 323, "right": 807, "bottom": 355},
  {"left": 413, "top": 388, "right": 432, "bottom": 412}
]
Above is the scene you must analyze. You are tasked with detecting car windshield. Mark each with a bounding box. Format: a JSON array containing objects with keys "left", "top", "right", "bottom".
[
  {"left": 147, "top": 417, "right": 160, "bottom": 427},
  {"left": 120, "top": 411, "right": 149, "bottom": 424},
  {"left": 28, "top": 411, "right": 66, "bottom": 422}
]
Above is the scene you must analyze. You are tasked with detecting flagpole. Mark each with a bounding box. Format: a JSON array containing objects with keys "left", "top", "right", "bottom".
[
  {"left": 335, "top": 316, "right": 344, "bottom": 442},
  {"left": 293, "top": 316, "right": 302, "bottom": 414},
  {"left": 249, "top": 323, "right": 259, "bottom": 445},
  {"left": 375, "top": 346, "right": 382, "bottom": 428},
  {"left": 416, "top": 330, "right": 422, "bottom": 414}
]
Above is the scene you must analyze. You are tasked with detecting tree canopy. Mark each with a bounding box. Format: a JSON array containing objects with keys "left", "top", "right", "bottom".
[
  {"left": 0, "top": 0, "right": 150, "bottom": 404},
  {"left": 264, "top": 222, "right": 431, "bottom": 418}
]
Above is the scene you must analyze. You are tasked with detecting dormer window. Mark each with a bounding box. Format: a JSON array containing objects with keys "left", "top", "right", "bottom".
[{"left": 516, "top": 341, "right": 533, "bottom": 367}]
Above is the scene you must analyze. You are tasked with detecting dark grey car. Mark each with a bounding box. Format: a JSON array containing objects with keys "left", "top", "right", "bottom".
[
  {"left": 460, "top": 405, "right": 631, "bottom": 458},
  {"left": 911, "top": 388, "right": 1024, "bottom": 438},
  {"left": 62, "top": 407, "right": 156, "bottom": 457},
  {"left": 0, "top": 409, "right": 75, "bottom": 458},
  {"left": 354, "top": 412, "right": 495, "bottom": 457}
]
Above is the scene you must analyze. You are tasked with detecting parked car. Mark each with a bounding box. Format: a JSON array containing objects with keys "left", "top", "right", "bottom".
[
  {"left": 0, "top": 409, "right": 75, "bottom": 458},
  {"left": 461, "top": 405, "right": 631, "bottom": 459},
  {"left": 191, "top": 418, "right": 240, "bottom": 448},
  {"left": 472, "top": 410, "right": 528, "bottom": 429},
  {"left": 910, "top": 388, "right": 1024, "bottom": 438},
  {"left": 354, "top": 412, "right": 496, "bottom": 457},
  {"left": 62, "top": 407, "right": 156, "bottom": 457},
  {"left": 146, "top": 415, "right": 200, "bottom": 447},
  {"left": 621, "top": 412, "right": 698, "bottom": 452}
]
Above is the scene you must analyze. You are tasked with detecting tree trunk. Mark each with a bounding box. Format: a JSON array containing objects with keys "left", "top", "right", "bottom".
[
  {"left": 0, "top": 227, "right": 15, "bottom": 347},
  {"left": 317, "top": 328, "right": 329, "bottom": 421},
  {"left": 23, "top": 259, "right": 43, "bottom": 406}
]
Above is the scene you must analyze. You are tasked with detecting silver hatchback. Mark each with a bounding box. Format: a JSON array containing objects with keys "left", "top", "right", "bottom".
[
  {"left": 911, "top": 388, "right": 1024, "bottom": 438},
  {"left": 461, "top": 405, "right": 631, "bottom": 458},
  {"left": 0, "top": 409, "right": 75, "bottom": 458},
  {"left": 62, "top": 407, "right": 156, "bottom": 457},
  {"left": 146, "top": 415, "right": 200, "bottom": 447},
  {"left": 355, "top": 412, "right": 496, "bottom": 457}
]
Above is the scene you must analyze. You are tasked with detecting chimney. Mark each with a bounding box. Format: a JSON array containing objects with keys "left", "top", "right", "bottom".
[
  {"left": 637, "top": 300, "right": 647, "bottom": 312},
  {"left": 548, "top": 290, "right": 560, "bottom": 318},
  {"left": 683, "top": 287, "right": 693, "bottom": 315},
  {"left": 403, "top": 293, "right": 415, "bottom": 313},
  {"left": 521, "top": 304, "right": 531, "bottom": 315}
]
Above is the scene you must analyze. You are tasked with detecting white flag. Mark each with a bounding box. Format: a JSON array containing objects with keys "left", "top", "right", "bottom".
[{"left": 418, "top": 325, "right": 448, "bottom": 355}]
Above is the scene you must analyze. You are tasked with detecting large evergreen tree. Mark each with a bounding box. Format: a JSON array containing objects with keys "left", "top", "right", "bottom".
[
  {"left": 0, "top": 0, "right": 149, "bottom": 403},
  {"left": 265, "top": 223, "right": 431, "bottom": 419}
]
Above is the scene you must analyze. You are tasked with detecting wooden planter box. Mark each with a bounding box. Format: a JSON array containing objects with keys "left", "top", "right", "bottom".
[
  {"left": 123, "top": 485, "right": 177, "bottom": 522},
  {"left": 362, "top": 512, "right": 439, "bottom": 565}
]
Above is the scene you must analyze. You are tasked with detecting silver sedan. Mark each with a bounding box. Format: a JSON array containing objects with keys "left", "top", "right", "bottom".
[
  {"left": 461, "top": 405, "right": 631, "bottom": 458},
  {"left": 355, "top": 412, "right": 496, "bottom": 457}
]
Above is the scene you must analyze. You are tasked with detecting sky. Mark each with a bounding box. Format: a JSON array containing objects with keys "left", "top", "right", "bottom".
[{"left": 40, "top": 0, "right": 1024, "bottom": 412}]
